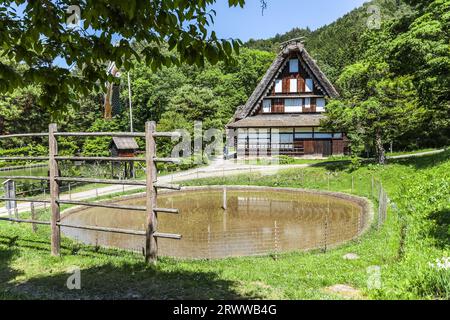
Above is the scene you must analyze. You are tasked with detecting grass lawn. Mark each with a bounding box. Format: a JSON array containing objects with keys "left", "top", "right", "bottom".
[
  {"left": 0, "top": 151, "right": 449, "bottom": 300},
  {"left": 237, "top": 155, "right": 353, "bottom": 166}
]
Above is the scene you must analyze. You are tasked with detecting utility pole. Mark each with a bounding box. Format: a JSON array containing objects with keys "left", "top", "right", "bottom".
[{"left": 128, "top": 72, "right": 133, "bottom": 132}]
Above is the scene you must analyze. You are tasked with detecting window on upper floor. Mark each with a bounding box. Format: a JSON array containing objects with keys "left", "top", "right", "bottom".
[
  {"left": 289, "top": 59, "right": 299, "bottom": 73},
  {"left": 295, "top": 127, "right": 314, "bottom": 139},
  {"left": 289, "top": 79, "right": 297, "bottom": 93},
  {"left": 285, "top": 99, "right": 302, "bottom": 113},
  {"left": 305, "top": 78, "right": 313, "bottom": 92},
  {"left": 316, "top": 98, "right": 326, "bottom": 112},
  {"left": 263, "top": 99, "right": 272, "bottom": 113},
  {"left": 304, "top": 97, "right": 311, "bottom": 109},
  {"left": 275, "top": 79, "right": 282, "bottom": 93}
]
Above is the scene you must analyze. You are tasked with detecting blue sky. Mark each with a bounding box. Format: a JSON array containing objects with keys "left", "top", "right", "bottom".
[{"left": 208, "top": 0, "right": 369, "bottom": 41}]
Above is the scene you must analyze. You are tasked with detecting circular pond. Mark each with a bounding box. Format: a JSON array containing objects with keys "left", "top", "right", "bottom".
[{"left": 61, "top": 187, "right": 371, "bottom": 259}]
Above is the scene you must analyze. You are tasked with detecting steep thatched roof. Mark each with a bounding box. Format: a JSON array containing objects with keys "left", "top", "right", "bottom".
[
  {"left": 234, "top": 43, "right": 339, "bottom": 121},
  {"left": 227, "top": 114, "right": 325, "bottom": 128}
]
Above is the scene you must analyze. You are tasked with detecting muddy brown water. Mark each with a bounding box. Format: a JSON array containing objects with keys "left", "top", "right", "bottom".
[{"left": 61, "top": 188, "right": 368, "bottom": 259}]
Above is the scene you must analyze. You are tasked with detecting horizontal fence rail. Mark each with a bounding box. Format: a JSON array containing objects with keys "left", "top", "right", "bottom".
[
  {"left": 0, "top": 176, "right": 50, "bottom": 181},
  {"left": 0, "top": 133, "right": 49, "bottom": 139},
  {"left": 54, "top": 132, "right": 145, "bottom": 137},
  {"left": 55, "top": 156, "right": 146, "bottom": 162},
  {"left": 0, "top": 216, "right": 51, "bottom": 225},
  {"left": 57, "top": 200, "right": 146, "bottom": 211},
  {"left": 55, "top": 177, "right": 145, "bottom": 186},
  {"left": 0, "top": 157, "right": 49, "bottom": 161},
  {"left": 0, "top": 197, "right": 50, "bottom": 204}
]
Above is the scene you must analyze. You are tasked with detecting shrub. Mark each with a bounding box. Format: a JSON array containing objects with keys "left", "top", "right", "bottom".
[{"left": 275, "top": 155, "right": 295, "bottom": 165}]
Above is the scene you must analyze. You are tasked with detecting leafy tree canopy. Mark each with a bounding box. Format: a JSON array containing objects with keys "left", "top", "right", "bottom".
[{"left": 0, "top": 0, "right": 251, "bottom": 114}]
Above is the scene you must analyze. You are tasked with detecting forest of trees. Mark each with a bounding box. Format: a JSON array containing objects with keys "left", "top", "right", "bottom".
[{"left": 0, "top": 0, "right": 448, "bottom": 164}]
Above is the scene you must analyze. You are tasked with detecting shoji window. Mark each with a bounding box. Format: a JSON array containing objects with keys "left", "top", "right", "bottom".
[
  {"left": 278, "top": 128, "right": 294, "bottom": 149},
  {"left": 289, "top": 79, "right": 298, "bottom": 93},
  {"left": 258, "top": 129, "right": 270, "bottom": 151},
  {"left": 314, "top": 128, "right": 333, "bottom": 139},
  {"left": 263, "top": 99, "right": 272, "bottom": 113},
  {"left": 304, "top": 97, "right": 311, "bottom": 109},
  {"left": 295, "top": 127, "right": 313, "bottom": 139},
  {"left": 289, "top": 59, "right": 299, "bottom": 73},
  {"left": 285, "top": 99, "right": 302, "bottom": 113},
  {"left": 248, "top": 129, "right": 259, "bottom": 151},
  {"left": 237, "top": 129, "right": 248, "bottom": 150},
  {"left": 305, "top": 78, "right": 313, "bottom": 92},
  {"left": 316, "top": 98, "right": 326, "bottom": 112},
  {"left": 275, "top": 79, "right": 283, "bottom": 93}
]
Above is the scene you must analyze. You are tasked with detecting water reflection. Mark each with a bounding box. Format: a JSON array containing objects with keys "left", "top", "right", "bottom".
[{"left": 61, "top": 189, "right": 365, "bottom": 259}]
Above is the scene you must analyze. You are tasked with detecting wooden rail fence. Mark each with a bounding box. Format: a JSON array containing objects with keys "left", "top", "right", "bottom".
[{"left": 0, "top": 121, "right": 181, "bottom": 264}]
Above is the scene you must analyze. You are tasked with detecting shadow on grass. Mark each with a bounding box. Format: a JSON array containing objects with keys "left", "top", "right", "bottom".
[
  {"left": 310, "top": 160, "right": 352, "bottom": 172},
  {"left": 428, "top": 209, "right": 450, "bottom": 249},
  {"left": 0, "top": 235, "right": 258, "bottom": 300}
]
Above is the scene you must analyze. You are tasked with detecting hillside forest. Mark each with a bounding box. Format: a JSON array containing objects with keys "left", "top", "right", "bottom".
[{"left": 0, "top": 0, "right": 448, "bottom": 164}]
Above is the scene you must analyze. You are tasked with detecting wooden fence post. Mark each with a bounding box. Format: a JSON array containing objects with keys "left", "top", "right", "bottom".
[
  {"left": 145, "top": 121, "right": 158, "bottom": 264},
  {"left": 49, "top": 123, "right": 61, "bottom": 256},
  {"left": 371, "top": 176, "right": 374, "bottom": 199},
  {"left": 378, "top": 182, "right": 383, "bottom": 230},
  {"left": 222, "top": 187, "right": 227, "bottom": 210},
  {"left": 31, "top": 202, "right": 37, "bottom": 233}
]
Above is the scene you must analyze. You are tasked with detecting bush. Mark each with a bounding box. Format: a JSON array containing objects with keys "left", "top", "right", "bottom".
[
  {"left": 0, "top": 145, "right": 48, "bottom": 168},
  {"left": 275, "top": 155, "right": 295, "bottom": 165}
]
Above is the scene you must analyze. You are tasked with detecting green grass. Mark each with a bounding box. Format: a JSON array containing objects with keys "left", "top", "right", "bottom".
[
  {"left": 238, "top": 155, "right": 354, "bottom": 166},
  {"left": 0, "top": 151, "right": 449, "bottom": 300}
]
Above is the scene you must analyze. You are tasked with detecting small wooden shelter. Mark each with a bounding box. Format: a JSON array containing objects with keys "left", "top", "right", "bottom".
[{"left": 110, "top": 137, "right": 139, "bottom": 178}]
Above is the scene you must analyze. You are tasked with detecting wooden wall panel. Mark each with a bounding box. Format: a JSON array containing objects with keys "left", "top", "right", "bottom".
[
  {"left": 272, "top": 98, "right": 284, "bottom": 113},
  {"left": 304, "top": 140, "right": 315, "bottom": 154},
  {"left": 298, "top": 77, "right": 305, "bottom": 93},
  {"left": 314, "top": 141, "right": 324, "bottom": 155},
  {"left": 332, "top": 140, "right": 345, "bottom": 155},
  {"left": 282, "top": 77, "right": 289, "bottom": 94}
]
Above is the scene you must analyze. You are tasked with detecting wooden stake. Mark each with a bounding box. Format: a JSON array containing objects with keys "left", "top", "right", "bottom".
[
  {"left": 31, "top": 202, "right": 37, "bottom": 233},
  {"left": 371, "top": 176, "right": 374, "bottom": 199},
  {"left": 49, "top": 123, "right": 61, "bottom": 256},
  {"left": 145, "top": 121, "right": 158, "bottom": 264},
  {"left": 222, "top": 187, "right": 227, "bottom": 210}
]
